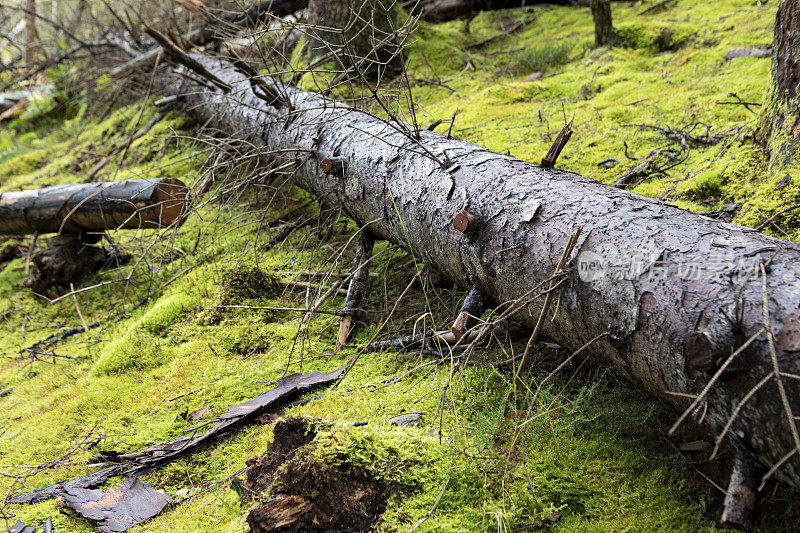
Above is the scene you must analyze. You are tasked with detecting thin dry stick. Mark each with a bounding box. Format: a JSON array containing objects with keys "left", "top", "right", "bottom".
[
  {"left": 760, "top": 449, "right": 797, "bottom": 490},
  {"left": 85, "top": 110, "right": 170, "bottom": 182},
  {"left": 711, "top": 372, "right": 773, "bottom": 459},
  {"left": 503, "top": 227, "right": 582, "bottom": 412},
  {"left": 301, "top": 279, "right": 345, "bottom": 324},
  {"left": 284, "top": 280, "right": 348, "bottom": 296},
  {"left": 216, "top": 305, "right": 345, "bottom": 316},
  {"left": 516, "top": 331, "right": 611, "bottom": 432},
  {"left": 668, "top": 327, "right": 765, "bottom": 436},
  {"left": 409, "top": 470, "right": 452, "bottom": 532},
  {"left": 69, "top": 283, "right": 89, "bottom": 332},
  {"left": 758, "top": 262, "right": 800, "bottom": 486},
  {"left": 336, "top": 270, "right": 421, "bottom": 385}
]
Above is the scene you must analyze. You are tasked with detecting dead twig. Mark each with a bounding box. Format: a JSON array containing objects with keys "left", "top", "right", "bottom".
[
  {"left": 503, "top": 227, "right": 582, "bottom": 412},
  {"left": 756, "top": 203, "right": 800, "bottom": 232},
  {"left": 144, "top": 27, "right": 231, "bottom": 92},
  {"left": 465, "top": 15, "right": 536, "bottom": 50},
  {"left": 85, "top": 110, "right": 171, "bottom": 182}
]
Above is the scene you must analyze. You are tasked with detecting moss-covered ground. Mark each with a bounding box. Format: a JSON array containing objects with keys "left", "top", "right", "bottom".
[{"left": 1, "top": 0, "right": 798, "bottom": 531}]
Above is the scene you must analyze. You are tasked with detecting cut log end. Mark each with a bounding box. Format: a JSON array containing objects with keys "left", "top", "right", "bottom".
[
  {"left": 450, "top": 310, "right": 472, "bottom": 340},
  {"left": 155, "top": 178, "right": 190, "bottom": 226},
  {"left": 720, "top": 452, "right": 764, "bottom": 531}
]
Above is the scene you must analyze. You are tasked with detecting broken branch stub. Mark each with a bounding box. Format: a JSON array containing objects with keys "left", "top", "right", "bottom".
[
  {"left": 451, "top": 280, "right": 487, "bottom": 340},
  {"left": 721, "top": 452, "right": 765, "bottom": 531},
  {"left": 452, "top": 210, "right": 476, "bottom": 234},
  {"left": 0, "top": 178, "right": 188, "bottom": 235},
  {"left": 338, "top": 232, "right": 376, "bottom": 348},
  {"left": 540, "top": 119, "right": 573, "bottom": 168},
  {"left": 320, "top": 156, "right": 344, "bottom": 178}
]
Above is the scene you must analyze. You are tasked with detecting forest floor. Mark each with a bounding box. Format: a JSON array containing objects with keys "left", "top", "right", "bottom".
[{"left": 1, "top": 0, "right": 797, "bottom": 531}]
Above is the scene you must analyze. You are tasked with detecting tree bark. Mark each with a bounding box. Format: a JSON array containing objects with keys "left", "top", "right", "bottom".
[
  {"left": 160, "top": 53, "right": 800, "bottom": 490},
  {"left": 24, "top": 0, "right": 39, "bottom": 66},
  {"left": 762, "top": 0, "right": 800, "bottom": 172},
  {"left": 591, "top": 0, "right": 616, "bottom": 47},
  {"left": 0, "top": 178, "right": 187, "bottom": 235},
  {"left": 305, "top": 0, "right": 404, "bottom": 79}
]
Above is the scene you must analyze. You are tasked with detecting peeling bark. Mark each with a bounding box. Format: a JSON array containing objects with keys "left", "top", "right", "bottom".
[{"left": 160, "top": 53, "right": 800, "bottom": 490}]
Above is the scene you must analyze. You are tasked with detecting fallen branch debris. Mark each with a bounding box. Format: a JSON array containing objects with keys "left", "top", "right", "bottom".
[
  {"left": 9, "top": 367, "right": 344, "bottom": 505},
  {"left": 61, "top": 476, "right": 171, "bottom": 533}
]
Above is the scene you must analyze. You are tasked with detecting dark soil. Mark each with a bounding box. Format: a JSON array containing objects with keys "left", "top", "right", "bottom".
[{"left": 244, "top": 417, "right": 386, "bottom": 533}]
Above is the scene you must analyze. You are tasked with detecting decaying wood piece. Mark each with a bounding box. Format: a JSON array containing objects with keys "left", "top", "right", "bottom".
[
  {"left": 360, "top": 328, "right": 480, "bottom": 354},
  {"left": 721, "top": 452, "right": 765, "bottom": 531},
  {"left": 0, "top": 178, "right": 187, "bottom": 235},
  {"left": 337, "top": 232, "right": 375, "bottom": 348},
  {"left": 10, "top": 367, "right": 345, "bottom": 505},
  {"left": 159, "top": 53, "right": 800, "bottom": 490},
  {"left": 61, "top": 477, "right": 171, "bottom": 533},
  {"left": 25, "top": 233, "right": 116, "bottom": 294}
]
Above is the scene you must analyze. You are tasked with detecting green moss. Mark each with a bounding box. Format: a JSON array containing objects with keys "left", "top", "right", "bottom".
[
  {"left": 219, "top": 266, "right": 281, "bottom": 304},
  {"left": 508, "top": 41, "right": 574, "bottom": 75},
  {"left": 93, "top": 329, "right": 171, "bottom": 375},
  {"left": 616, "top": 22, "right": 696, "bottom": 53},
  {"left": 3, "top": 1, "right": 800, "bottom": 531},
  {"left": 140, "top": 292, "right": 198, "bottom": 335},
  {"left": 677, "top": 168, "right": 727, "bottom": 199}
]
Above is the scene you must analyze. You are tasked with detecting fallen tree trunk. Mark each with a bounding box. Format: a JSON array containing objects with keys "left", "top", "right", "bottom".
[
  {"left": 160, "top": 53, "right": 800, "bottom": 491},
  {"left": 403, "top": 0, "right": 620, "bottom": 21},
  {"left": 0, "top": 178, "right": 187, "bottom": 235}
]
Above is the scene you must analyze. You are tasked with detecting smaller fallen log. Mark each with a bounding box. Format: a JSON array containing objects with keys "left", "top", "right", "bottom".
[{"left": 0, "top": 178, "right": 188, "bottom": 235}]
